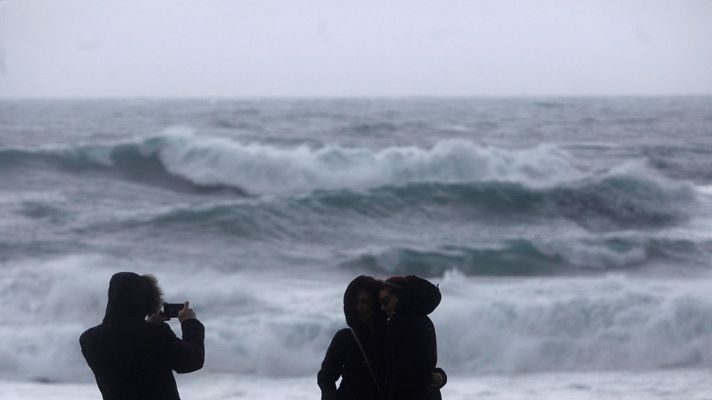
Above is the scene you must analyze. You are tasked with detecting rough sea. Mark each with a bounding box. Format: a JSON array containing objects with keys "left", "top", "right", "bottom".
[{"left": 1, "top": 97, "right": 712, "bottom": 399}]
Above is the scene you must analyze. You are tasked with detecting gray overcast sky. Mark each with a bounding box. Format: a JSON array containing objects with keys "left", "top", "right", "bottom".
[{"left": 1, "top": 0, "right": 711, "bottom": 97}]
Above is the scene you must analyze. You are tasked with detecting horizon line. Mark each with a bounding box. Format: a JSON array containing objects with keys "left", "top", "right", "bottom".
[{"left": 1, "top": 93, "right": 712, "bottom": 101}]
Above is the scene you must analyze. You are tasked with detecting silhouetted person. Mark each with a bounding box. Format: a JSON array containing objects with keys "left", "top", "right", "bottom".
[
  {"left": 380, "top": 275, "right": 443, "bottom": 400},
  {"left": 318, "top": 275, "right": 387, "bottom": 400},
  {"left": 80, "top": 272, "right": 204, "bottom": 400},
  {"left": 318, "top": 275, "right": 446, "bottom": 400}
]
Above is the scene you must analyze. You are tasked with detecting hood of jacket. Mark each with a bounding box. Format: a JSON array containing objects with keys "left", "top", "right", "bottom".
[
  {"left": 103, "top": 272, "right": 162, "bottom": 323},
  {"left": 387, "top": 275, "right": 441, "bottom": 316},
  {"left": 343, "top": 275, "right": 385, "bottom": 330}
]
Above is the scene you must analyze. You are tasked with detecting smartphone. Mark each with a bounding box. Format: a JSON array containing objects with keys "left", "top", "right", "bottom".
[{"left": 163, "top": 303, "right": 184, "bottom": 319}]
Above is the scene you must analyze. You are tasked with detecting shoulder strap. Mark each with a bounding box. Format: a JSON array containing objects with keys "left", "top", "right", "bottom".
[{"left": 350, "top": 328, "right": 384, "bottom": 398}]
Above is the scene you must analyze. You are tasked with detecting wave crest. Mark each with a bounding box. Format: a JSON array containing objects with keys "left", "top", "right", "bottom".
[{"left": 1, "top": 133, "right": 582, "bottom": 195}]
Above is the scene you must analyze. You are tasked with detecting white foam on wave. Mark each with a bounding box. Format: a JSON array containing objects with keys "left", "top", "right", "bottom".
[
  {"left": 534, "top": 237, "right": 649, "bottom": 270},
  {"left": 697, "top": 185, "right": 712, "bottom": 196},
  {"left": 4, "top": 252, "right": 712, "bottom": 383},
  {"left": 0, "top": 255, "right": 343, "bottom": 382},
  {"left": 159, "top": 271, "right": 343, "bottom": 377},
  {"left": 4, "top": 130, "right": 703, "bottom": 204},
  {"left": 436, "top": 270, "right": 712, "bottom": 374},
  {"left": 145, "top": 132, "right": 585, "bottom": 195},
  {"left": 0, "top": 255, "right": 118, "bottom": 382}
]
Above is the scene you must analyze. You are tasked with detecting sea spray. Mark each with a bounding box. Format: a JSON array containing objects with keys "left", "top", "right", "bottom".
[
  {"left": 3, "top": 258, "right": 712, "bottom": 382},
  {"left": 435, "top": 271, "right": 712, "bottom": 373},
  {"left": 2, "top": 134, "right": 584, "bottom": 195}
]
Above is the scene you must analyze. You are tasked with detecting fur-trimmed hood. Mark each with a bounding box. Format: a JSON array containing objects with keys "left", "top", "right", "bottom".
[{"left": 103, "top": 272, "right": 163, "bottom": 323}]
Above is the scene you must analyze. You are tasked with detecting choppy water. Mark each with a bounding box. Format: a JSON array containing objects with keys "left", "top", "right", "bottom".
[{"left": 1, "top": 98, "right": 712, "bottom": 388}]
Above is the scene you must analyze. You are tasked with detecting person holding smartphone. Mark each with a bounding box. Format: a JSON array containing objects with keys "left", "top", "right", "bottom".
[{"left": 80, "top": 272, "right": 204, "bottom": 400}]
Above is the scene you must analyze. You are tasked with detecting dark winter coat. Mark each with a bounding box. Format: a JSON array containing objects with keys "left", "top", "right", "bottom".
[
  {"left": 80, "top": 272, "right": 205, "bottom": 400},
  {"left": 318, "top": 326, "right": 385, "bottom": 400},
  {"left": 318, "top": 276, "right": 386, "bottom": 400},
  {"left": 383, "top": 275, "right": 442, "bottom": 400}
]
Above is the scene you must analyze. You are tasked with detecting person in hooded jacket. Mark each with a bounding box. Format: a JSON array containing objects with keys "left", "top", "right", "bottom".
[
  {"left": 318, "top": 275, "right": 447, "bottom": 400},
  {"left": 80, "top": 272, "right": 205, "bottom": 400},
  {"left": 318, "top": 275, "right": 387, "bottom": 400},
  {"left": 380, "top": 275, "right": 443, "bottom": 400}
]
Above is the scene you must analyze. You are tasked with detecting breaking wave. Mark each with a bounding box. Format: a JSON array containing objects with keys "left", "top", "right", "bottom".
[
  {"left": 435, "top": 271, "right": 712, "bottom": 374},
  {"left": 4, "top": 133, "right": 692, "bottom": 235},
  {"left": 0, "top": 132, "right": 583, "bottom": 195},
  {"left": 3, "top": 258, "right": 712, "bottom": 381}
]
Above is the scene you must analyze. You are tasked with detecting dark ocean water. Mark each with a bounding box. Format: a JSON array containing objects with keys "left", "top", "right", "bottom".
[{"left": 1, "top": 97, "right": 712, "bottom": 382}]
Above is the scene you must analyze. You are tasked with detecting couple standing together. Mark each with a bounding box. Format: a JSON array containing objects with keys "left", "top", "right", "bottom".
[{"left": 318, "top": 275, "right": 446, "bottom": 400}]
